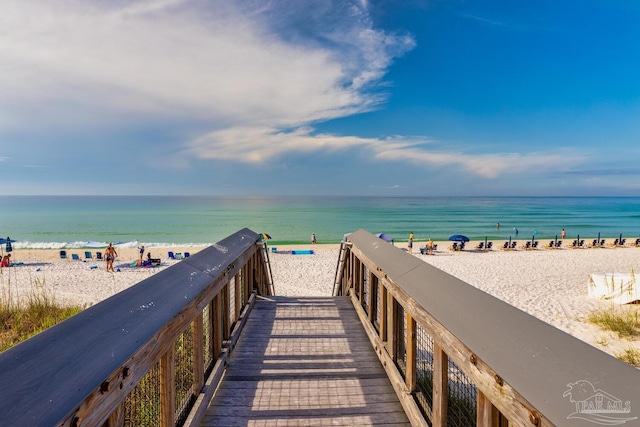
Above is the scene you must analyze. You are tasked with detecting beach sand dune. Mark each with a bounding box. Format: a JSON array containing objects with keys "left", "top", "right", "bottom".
[{"left": 2, "top": 241, "right": 639, "bottom": 359}]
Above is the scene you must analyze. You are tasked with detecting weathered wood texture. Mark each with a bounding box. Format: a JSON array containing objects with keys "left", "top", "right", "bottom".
[{"left": 201, "top": 296, "right": 410, "bottom": 427}]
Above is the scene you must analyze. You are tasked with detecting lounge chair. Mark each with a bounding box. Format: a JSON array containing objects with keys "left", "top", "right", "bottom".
[
  {"left": 510, "top": 241, "right": 517, "bottom": 249},
  {"left": 486, "top": 242, "right": 493, "bottom": 250},
  {"left": 531, "top": 241, "right": 539, "bottom": 249},
  {"left": 184, "top": 252, "right": 191, "bottom": 258},
  {"left": 450, "top": 242, "right": 458, "bottom": 251},
  {"left": 555, "top": 240, "right": 562, "bottom": 248},
  {"left": 501, "top": 241, "right": 509, "bottom": 250},
  {"left": 578, "top": 240, "right": 585, "bottom": 248},
  {"left": 84, "top": 251, "right": 93, "bottom": 259},
  {"left": 96, "top": 251, "right": 103, "bottom": 260},
  {"left": 168, "top": 251, "right": 175, "bottom": 259},
  {"left": 634, "top": 238, "right": 640, "bottom": 247},
  {"left": 71, "top": 254, "right": 80, "bottom": 260},
  {"left": 59, "top": 250, "right": 67, "bottom": 259},
  {"left": 475, "top": 242, "right": 484, "bottom": 250},
  {"left": 521, "top": 241, "right": 531, "bottom": 250},
  {"left": 458, "top": 242, "right": 465, "bottom": 251},
  {"left": 600, "top": 239, "right": 605, "bottom": 247},
  {"left": 546, "top": 241, "right": 555, "bottom": 249},
  {"left": 571, "top": 240, "right": 578, "bottom": 248}
]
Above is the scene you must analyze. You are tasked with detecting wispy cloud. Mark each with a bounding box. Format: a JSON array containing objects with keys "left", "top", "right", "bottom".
[{"left": 184, "top": 126, "right": 580, "bottom": 179}]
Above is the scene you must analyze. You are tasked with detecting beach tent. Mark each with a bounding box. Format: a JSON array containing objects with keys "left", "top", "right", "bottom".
[
  {"left": 588, "top": 272, "right": 640, "bottom": 304},
  {"left": 375, "top": 233, "right": 394, "bottom": 243}
]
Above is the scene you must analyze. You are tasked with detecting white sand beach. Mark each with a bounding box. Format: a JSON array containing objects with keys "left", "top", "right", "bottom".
[{"left": 2, "top": 240, "right": 639, "bottom": 359}]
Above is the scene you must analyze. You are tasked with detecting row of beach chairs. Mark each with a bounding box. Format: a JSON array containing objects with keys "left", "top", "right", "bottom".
[
  {"left": 59, "top": 250, "right": 191, "bottom": 261},
  {"left": 419, "top": 237, "right": 640, "bottom": 254}
]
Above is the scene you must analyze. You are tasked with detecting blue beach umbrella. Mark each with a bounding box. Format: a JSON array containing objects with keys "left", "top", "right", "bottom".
[
  {"left": 3, "top": 237, "right": 15, "bottom": 253},
  {"left": 448, "top": 235, "right": 470, "bottom": 242}
]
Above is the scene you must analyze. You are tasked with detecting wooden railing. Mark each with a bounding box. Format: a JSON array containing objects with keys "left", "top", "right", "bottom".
[
  {"left": 0, "top": 228, "right": 273, "bottom": 426},
  {"left": 335, "top": 229, "right": 640, "bottom": 427}
]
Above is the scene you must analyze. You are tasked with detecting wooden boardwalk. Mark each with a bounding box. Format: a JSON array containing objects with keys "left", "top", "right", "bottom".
[{"left": 201, "top": 296, "right": 410, "bottom": 426}]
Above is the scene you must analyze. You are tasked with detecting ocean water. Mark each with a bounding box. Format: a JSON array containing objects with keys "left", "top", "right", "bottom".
[{"left": 1, "top": 196, "right": 640, "bottom": 248}]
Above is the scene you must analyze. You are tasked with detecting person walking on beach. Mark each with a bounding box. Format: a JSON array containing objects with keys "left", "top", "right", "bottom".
[
  {"left": 311, "top": 233, "right": 317, "bottom": 244},
  {"left": 561, "top": 228, "right": 566, "bottom": 239},
  {"left": 105, "top": 243, "right": 117, "bottom": 272},
  {"left": 138, "top": 245, "right": 145, "bottom": 265},
  {"left": 408, "top": 232, "right": 414, "bottom": 254}
]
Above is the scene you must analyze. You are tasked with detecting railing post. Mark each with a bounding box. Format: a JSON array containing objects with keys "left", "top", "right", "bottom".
[
  {"left": 388, "top": 297, "right": 397, "bottom": 360},
  {"left": 234, "top": 273, "right": 241, "bottom": 321},
  {"left": 160, "top": 346, "right": 176, "bottom": 427},
  {"left": 193, "top": 313, "right": 204, "bottom": 395},
  {"left": 432, "top": 343, "right": 448, "bottom": 427},
  {"left": 223, "top": 283, "right": 231, "bottom": 339},
  {"left": 406, "top": 313, "right": 417, "bottom": 392},
  {"left": 368, "top": 271, "right": 375, "bottom": 321},
  {"left": 477, "top": 391, "right": 500, "bottom": 426},
  {"left": 380, "top": 285, "right": 388, "bottom": 343},
  {"left": 213, "top": 295, "right": 222, "bottom": 360}
]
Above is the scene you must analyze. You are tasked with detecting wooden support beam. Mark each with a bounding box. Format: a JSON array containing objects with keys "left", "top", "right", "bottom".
[
  {"left": 432, "top": 343, "right": 448, "bottom": 427},
  {"left": 406, "top": 312, "right": 417, "bottom": 393},
  {"left": 160, "top": 347, "right": 176, "bottom": 427},
  {"left": 192, "top": 314, "right": 204, "bottom": 395},
  {"left": 477, "top": 391, "right": 500, "bottom": 427}
]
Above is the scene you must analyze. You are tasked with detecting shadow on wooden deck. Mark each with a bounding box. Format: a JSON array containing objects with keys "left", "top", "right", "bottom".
[{"left": 201, "top": 296, "right": 410, "bottom": 426}]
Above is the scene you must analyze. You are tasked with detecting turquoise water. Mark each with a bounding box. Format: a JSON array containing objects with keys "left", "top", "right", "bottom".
[{"left": 1, "top": 196, "right": 640, "bottom": 248}]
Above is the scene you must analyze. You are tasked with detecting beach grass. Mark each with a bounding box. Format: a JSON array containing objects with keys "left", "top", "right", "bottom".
[
  {"left": 0, "top": 285, "right": 84, "bottom": 351},
  {"left": 588, "top": 306, "right": 640, "bottom": 338},
  {"left": 616, "top": 347, "right": 640, "bottom": 368}
]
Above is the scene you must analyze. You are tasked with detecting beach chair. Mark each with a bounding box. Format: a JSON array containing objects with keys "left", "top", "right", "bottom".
[
  {"left": 475, "top": 242, "right": 484, "bottom": 250},
  {"left": 578, "top": 240, "right": 585, "bottom": 248},
  {"left": 521, "top": 241, "right": 531, "bottom": 250},
  {"left": 71, "top": 254, "right": 80, "bottom": 260},
  {"left": 531, "top": 241, "right": 539, "bottom": 249},
  {"left": 184, "top": 252, "right": 190, "bottom": 258},
  {"left": 547, "top": 241, "right": 555, "bottom": 249},
  {"left": 96, "top": 252, "right": 103, "bottom": 260},
  {"left": 84, "top": 251, "right": 93, "bottom": 259},
  {"left": 168, "top": 251, "right": 175, "bottom": 259},
  {"left": 486, "top": 242, "right": 493, "bottom": 250},
  {"left": 571, "top": 240, "right": 578, "bottom": 248},
  {"left": 501, "top": 242, "right": 509, "bottom": 250},
  {"left": 458, "top": 242, "right": 465, "bottom": 251},
  {"left": 555, "top": 240, "right": 562, "bottom": 248},
  {"left": 59, "top": 250, "right": 67, "bottom": 259},
  {"left": 510, "top": 241, "right": 517, "bottom": 250},
  {"left": 634, "top": 238, "right": 640, "bottom": 247},
  {"left": 600, "top": 239, "right": 605, "bottom": 247},
  {"left": 450, "top": 242, "right": 458, "bottom": 251}
]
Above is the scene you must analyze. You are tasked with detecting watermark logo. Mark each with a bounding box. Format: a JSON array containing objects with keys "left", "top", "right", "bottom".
[{"left": 564, "top": 380, "right": 637, "bottom": 425}]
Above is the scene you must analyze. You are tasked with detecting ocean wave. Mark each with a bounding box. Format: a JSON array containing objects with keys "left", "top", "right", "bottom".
[{"left": 12, "top": 241, "right": 213, "bottom": 250}]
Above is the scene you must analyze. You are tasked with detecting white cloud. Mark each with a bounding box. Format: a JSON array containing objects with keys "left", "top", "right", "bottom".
[
  {"left": 184, "top": 125, "right": 581, "bottom": 179},
  {"left": 0, "top": 0, "right": 412, "bottom": 131}
]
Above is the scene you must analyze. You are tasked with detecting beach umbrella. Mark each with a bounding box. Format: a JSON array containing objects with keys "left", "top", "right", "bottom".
[
  {"left": 449, "top": 234, "right": 469, "bottom": 242},
  {"left": 260, "top": 233, "right": 272, "bottom": 241},
  {"left": 4, "top": 236, "right": 15, "bottom": 253}
]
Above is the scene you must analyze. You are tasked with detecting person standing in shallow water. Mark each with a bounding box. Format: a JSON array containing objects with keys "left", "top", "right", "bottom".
[
  {"left": 311, "top": 233, "right": 316, "bottom": 244},
  {"left": 561, "top": 228, "right": 566, "bottom": 239}
]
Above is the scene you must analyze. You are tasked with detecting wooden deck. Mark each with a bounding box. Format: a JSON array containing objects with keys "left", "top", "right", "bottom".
[{"left": 201, "top": 296, "right": 410, "bottom": 426}]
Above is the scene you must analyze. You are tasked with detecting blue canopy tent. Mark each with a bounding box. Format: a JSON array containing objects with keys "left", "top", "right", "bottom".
[{"left": 375, "top": 233, "right": 394, "bottom": 244}]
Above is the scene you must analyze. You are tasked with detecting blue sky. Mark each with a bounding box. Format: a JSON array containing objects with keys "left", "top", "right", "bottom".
[{"left": 2, "top": 0, "right": 639, "bottom": 196}]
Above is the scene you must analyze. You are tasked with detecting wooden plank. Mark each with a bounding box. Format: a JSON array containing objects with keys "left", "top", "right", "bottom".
[{"left": 201, "top": 296, "right": 410, "bottom": 426}]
